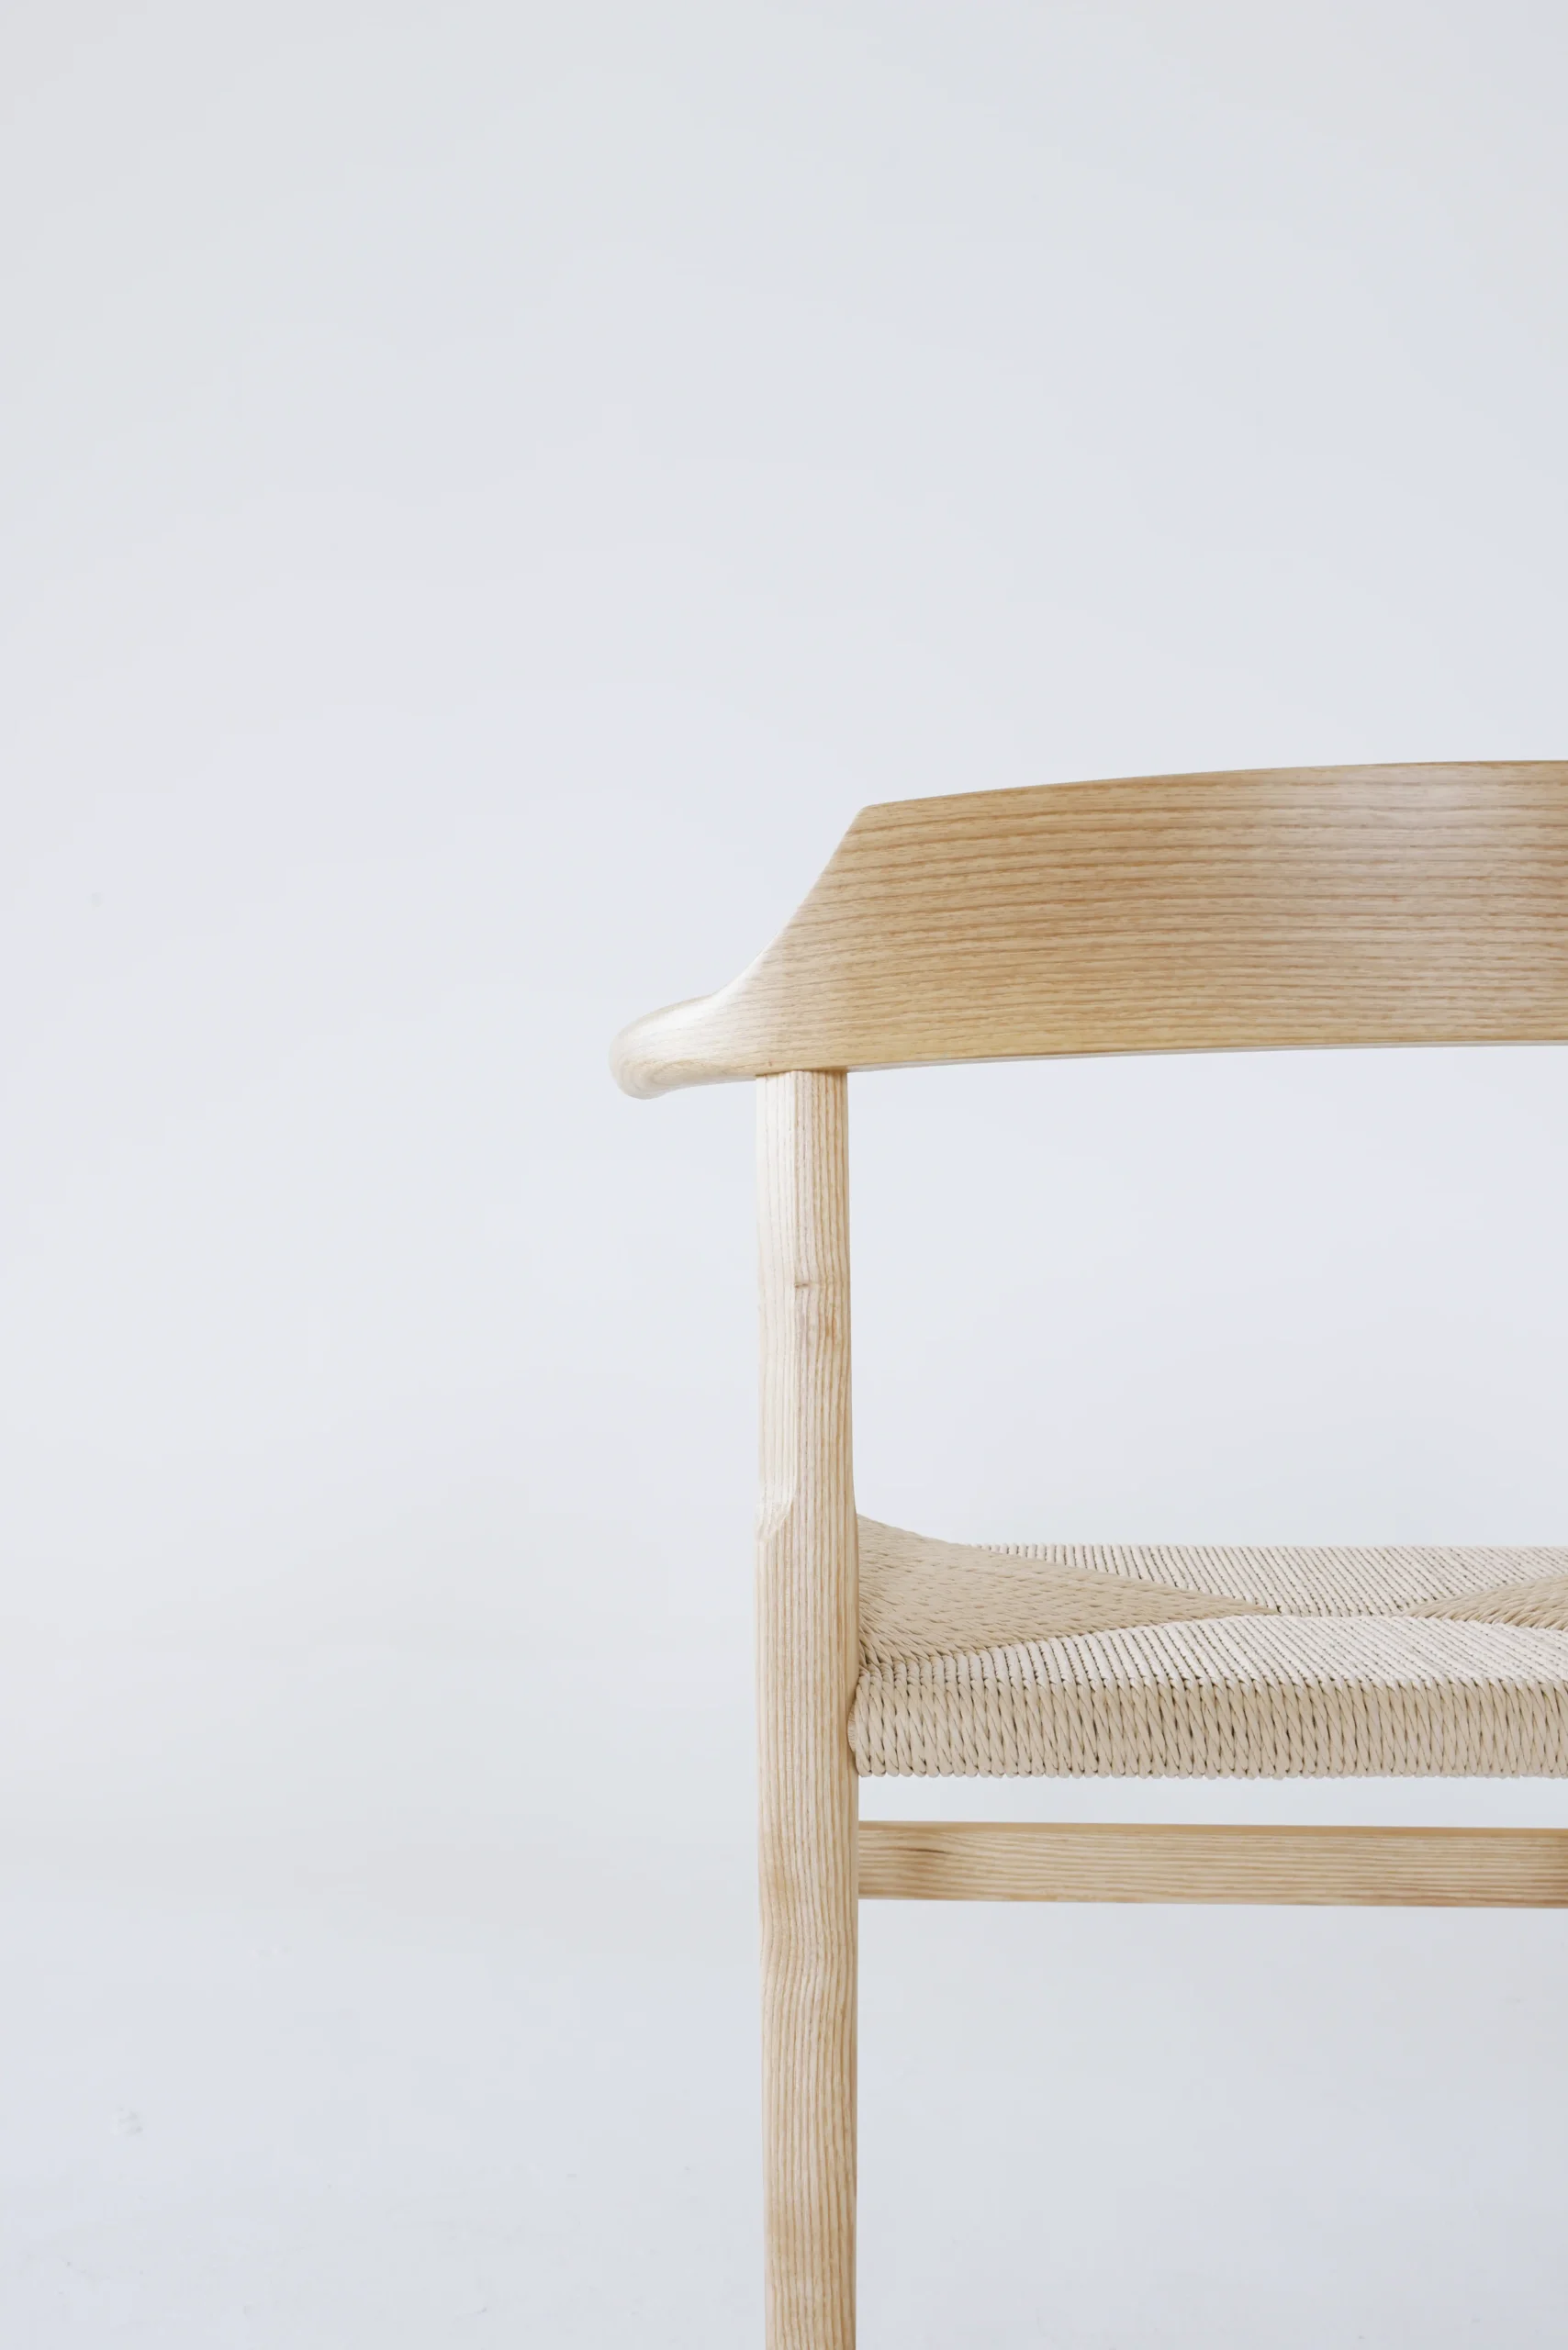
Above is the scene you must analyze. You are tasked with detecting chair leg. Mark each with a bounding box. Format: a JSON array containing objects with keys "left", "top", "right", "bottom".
[
  {"left": 758, "top": 1755, "right": 858, "bottom": 2348},
  {"left": 757, "top": 1071, "right": 858, "bottom": 2349}
]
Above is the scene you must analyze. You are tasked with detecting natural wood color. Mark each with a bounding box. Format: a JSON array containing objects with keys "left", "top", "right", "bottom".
[
  {"left": 614, "top": 772, "right": 1568, "bottom": 2337},
  {"left": 756, "top": 1073, "right": 858, "bottom": 2350},
  {"left": 858, "top": 1818, "right": 1568, "bottom": 1907},
  {"left": 611, "top": 763, "right": 1568, "bottom": 1095}
]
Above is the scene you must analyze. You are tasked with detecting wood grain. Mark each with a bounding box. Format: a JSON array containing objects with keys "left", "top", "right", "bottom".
[
  {"left": 611, "top": 763, "right": 1568, "bottom": 1095},
  {"left": 858, "top": 1819, "right": 1568, "bottom": 1907},
  {"left": 756, "top": 1073, "right": 858, "bottom": 2350}
]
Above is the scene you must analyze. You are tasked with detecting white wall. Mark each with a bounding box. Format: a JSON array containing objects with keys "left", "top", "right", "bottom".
[{"left": 3, "top": 5, "right": 1567, "bottom": 2341}]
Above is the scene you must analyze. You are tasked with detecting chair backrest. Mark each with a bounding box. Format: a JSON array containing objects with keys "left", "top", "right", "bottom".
[{"left": 611, "top": 762, "right": 1568, "bottom": 1097}]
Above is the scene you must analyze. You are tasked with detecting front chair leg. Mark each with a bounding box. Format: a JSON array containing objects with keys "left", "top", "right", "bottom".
[{"left": 757, "top": 1070, "right": 859, "bottom": 2349}]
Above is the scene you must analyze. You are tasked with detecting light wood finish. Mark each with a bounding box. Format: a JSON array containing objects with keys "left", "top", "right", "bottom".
[
  {"left": 614, "top": 769, "right": 1568, "bottom": 2337},
  {"left": 756, "top": 1073, "right": 858, "bottom": 2350},
  {"left": 859, "top": 1819, "right": 1568, "bottom": 1907},
  {"left": 611, "top": 763, "right": 1568, "bottom": 1095}
]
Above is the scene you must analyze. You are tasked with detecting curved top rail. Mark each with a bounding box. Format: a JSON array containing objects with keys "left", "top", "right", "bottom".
[{"left": 610, "top": 763, "right": 1568, "bottom": 1097}]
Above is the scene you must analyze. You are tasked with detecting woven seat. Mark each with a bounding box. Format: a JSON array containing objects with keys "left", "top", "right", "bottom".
[{"left": 854, "top": 1519, "right": 1568, "bottom": 1776}]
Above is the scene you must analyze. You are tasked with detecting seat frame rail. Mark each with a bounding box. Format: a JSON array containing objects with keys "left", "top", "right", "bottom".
[{"left": 858, "top": 1818, "right": 1568, "bottom": 1905}]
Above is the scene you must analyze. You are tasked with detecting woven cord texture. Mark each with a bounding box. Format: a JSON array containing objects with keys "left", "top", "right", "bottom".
[{"left": 852, "top": 1519, "right": 1568, "bottom": 1778}]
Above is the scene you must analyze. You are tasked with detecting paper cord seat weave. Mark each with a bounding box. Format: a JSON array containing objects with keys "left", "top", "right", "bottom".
[{"left": 853, "top": 1519, "right": 1568, "bottom": 1777}]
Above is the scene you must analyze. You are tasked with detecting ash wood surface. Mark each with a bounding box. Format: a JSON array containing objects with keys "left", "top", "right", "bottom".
[
  {"left": 858, "top": 1819, "right": 1568, "bottom": 1907},
  {"left": 756, "top": 1073, "right": 858, "bottom": 2350},
  {"left": 611, "top": 763, "right": 1568, "bottom": 1095}
]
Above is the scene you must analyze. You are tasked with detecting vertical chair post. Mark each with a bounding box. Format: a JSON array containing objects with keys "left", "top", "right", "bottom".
[{"left": 756, "top": 1070, "right": 859, "bottom": 2350}]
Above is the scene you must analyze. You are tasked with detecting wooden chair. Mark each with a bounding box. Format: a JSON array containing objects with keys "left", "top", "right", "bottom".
[{"left": 611, "top": 762, "right": 1568, "bottom": 2349}]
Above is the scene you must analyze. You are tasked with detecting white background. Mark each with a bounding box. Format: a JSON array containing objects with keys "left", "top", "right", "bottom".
[{"left": 4, "top": 5, "right": 1568, "bottom": 2341}]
